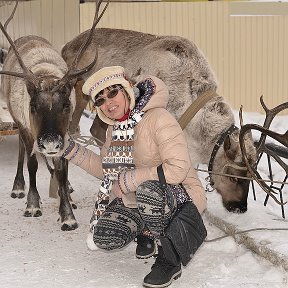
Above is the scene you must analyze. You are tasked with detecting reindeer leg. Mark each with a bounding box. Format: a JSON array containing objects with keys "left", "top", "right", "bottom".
[
  {"left": 53, "top": 157, "right": 78, "bottom": 231},
  {"left": 24, "top": 152, "right": 42, "bottom": 217},
  {"left": 51, "top": 158, "right": 77, "bottom": 205},
  {"left": 64, "top": 159, "right": 77, "bottom": 209},
  {"left": 11, "top": 135, "right": 26, "bottom": 199}
]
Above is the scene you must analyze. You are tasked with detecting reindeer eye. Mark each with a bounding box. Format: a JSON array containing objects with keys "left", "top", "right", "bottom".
[{"left": 63, "top": 103, "right": 70, "bottom": 112}]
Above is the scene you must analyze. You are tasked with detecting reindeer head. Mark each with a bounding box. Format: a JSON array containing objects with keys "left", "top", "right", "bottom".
[
  {"left": 211, "top": 128, "right": 257, "bottom": 213},
  {"left": 25, "top": 78, "right": 75, "bottom": 156}
]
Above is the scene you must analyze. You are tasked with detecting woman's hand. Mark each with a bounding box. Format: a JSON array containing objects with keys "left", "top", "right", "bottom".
[
  {"left": 111, "top": 181, "right": 123, "bottom": 199},
  {"left": 61, "top": 134, "right": 75, "bottom": 157}
]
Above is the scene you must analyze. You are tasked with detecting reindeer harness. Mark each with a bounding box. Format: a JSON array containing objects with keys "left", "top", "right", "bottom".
[
  {"left": 178, "top": 89, "right": 217, "bottom": 130},
  {"left": 207, "top": 124, "right": 238, "bottom": 185},
  {"left": 177, "top": 90, "right": 239, "bottom": 187}
]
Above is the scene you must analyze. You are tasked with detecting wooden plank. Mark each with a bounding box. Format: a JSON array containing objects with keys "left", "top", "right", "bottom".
[{"left": 64, "top": 0, "right": 79, "bottom": 43}]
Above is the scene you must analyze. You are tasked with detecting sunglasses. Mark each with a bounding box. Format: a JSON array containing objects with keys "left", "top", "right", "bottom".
[{"left": 93, "top": 88, "right": 122, "bottom": 107}]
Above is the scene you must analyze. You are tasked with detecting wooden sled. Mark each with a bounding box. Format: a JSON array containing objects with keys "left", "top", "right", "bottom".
[{"left": 0, "top": 122, "right": 18, "bottom": 136}]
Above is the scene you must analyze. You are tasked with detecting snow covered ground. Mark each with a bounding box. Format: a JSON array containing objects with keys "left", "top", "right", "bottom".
[{"left": 0, "top": 112, "right": 287, "bottom": 288}]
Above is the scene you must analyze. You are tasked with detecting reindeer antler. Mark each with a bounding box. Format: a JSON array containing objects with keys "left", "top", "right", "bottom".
[
  {"left": 4, "top": 0, "right": 18, "bottom": 30},
  {"left": 256, "top": 96, "right": 288, "bottom": 156},
  {"left": 57, "top": 0, "right": 110, "bottom": 88},
  {"left": 239, "top": 98, "right": 288, "bottom": 205},
  {"left": 0, "top": 0, "right": 109, "bottom": 88},
  {"left": 0, "top": 0, "right": 40, "bottom": 86}
]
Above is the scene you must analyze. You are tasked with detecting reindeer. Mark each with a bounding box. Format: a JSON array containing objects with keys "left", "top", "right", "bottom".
[
  {"left": 0, "top": 1, "right": 108, "bottom": 230},
  {"left": 62, "top": 28, "right": 257, "bottom": 213}
]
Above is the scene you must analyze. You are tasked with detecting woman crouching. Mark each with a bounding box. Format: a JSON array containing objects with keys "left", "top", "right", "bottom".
[{"left": 62, "top": 66, "right": 207, "bottom": 287}]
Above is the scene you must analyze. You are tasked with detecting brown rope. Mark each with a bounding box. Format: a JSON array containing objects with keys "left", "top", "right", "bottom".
[
  {"left": 196, "top": 167, "right": 288, "bottom": 186},
  {"left": 205, "top": 227, "right": 288, "bottom": 242}
]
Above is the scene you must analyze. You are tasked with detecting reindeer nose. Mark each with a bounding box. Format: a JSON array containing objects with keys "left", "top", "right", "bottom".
[
  {"left": 225, "top": 201, "right": 247, "bottom": 214},
  {"left": 38, "top": 134, "right": 64, "bottom": 156}
]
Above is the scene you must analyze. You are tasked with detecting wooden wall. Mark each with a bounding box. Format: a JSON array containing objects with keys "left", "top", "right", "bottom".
[
  {"left": 81, "top": 1, "right": 288, "bottom": 114},
  {"left": 0, "top": 0, "right": 79, "bottom": 52}
]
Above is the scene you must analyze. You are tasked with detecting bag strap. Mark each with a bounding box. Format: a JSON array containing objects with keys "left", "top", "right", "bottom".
[
  {"left": 157, "top": 164, "right": 167, "bottom": 236},
  {"left": 157, "top": 164, "right": 167, "bottom": 189}
]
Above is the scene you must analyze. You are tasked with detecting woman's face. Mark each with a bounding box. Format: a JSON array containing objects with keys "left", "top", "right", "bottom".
[{"left": 97, "top": 86, "right": 130, "bottom": 120}]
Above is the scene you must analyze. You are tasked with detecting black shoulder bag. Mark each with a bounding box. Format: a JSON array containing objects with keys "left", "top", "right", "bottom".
[{"left": 157, "top": 165, "right": 207, "bottom": 266}]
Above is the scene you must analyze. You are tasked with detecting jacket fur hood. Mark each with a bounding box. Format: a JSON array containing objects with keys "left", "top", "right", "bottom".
[{"left": 139, "top": 76, "right": 169, "bottom": 112}]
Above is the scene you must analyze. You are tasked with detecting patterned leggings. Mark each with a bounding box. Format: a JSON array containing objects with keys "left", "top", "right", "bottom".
[{"left": 93, "top": 180, "right": 189, "bottom": 250}]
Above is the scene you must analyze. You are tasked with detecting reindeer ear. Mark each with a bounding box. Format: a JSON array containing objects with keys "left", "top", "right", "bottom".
[
  {"left": 244, "top": 129, "right": 253, "bottom": 141},
  {"left": 224, "top": 135, "right": 231, "bottom": 151},
  {"left": 224, "top": 134, "right": 238, "bottom": 160}
]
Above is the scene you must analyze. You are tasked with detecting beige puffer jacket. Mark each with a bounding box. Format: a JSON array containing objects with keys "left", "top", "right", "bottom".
[{"left": 66, "top": 76, "right": 207, "bottom": 214}]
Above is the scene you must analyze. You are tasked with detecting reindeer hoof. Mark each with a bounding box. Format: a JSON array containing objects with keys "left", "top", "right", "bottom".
[
  {"left": 61, "top": 222, "right": 78, "bottom": 231},
  {"left": 11, "top": 191, "right": 25, "bottom": 199},
  {"left": 33, "top": 210, "right": 43, "bottom": 217},
  {"left": 71, "top": 203, "right": 77, "bottom": 209},
  {"left": 24, "top": 208, "right": 42, "bottom": 217}
]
